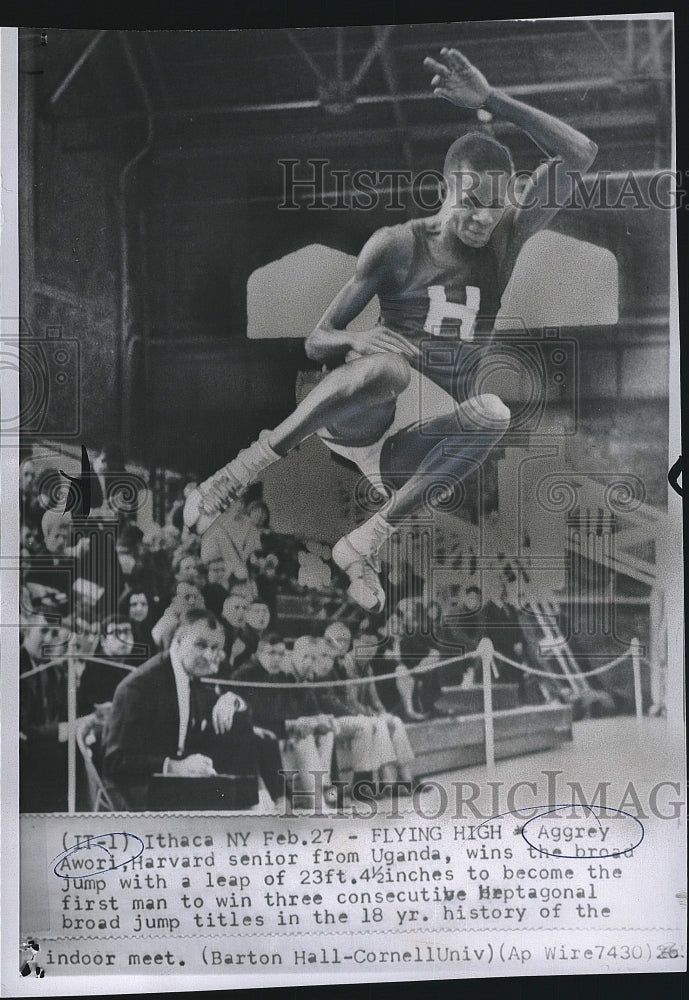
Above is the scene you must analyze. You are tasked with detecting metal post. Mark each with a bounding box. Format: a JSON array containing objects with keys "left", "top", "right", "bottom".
[
  {"left": 478, "top": 637, "right": 496, "bottom": 773},
  {"left": 630, "top": 638, "right": 642, "bottom": 731},
  {"left": 67, "top": 657, "right": 79, "bottom": 814}
]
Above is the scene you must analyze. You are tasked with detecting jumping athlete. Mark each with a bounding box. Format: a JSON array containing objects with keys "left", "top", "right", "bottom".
[{"left": 184, "top": 48, "right": 597, "bottom": 613}]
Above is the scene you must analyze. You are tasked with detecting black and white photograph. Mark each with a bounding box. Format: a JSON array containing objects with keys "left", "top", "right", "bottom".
[{"left": 2, "top": 14, "right": 685, "bottom": 990}]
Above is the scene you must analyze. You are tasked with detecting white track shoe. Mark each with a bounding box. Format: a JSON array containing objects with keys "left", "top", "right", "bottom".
[
  {"left": 183, "top": 431, "right": 279, "bottom": 536},
  {"left": 332, "top": 513, "right": 394, "bottom": 613}
]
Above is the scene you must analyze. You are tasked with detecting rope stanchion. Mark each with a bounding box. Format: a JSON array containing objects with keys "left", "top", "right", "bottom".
[
  {"left": 478, "top": 637, "right": 496, "bottom": 774},
  {"left": 67, "top": 658, "right": 78, "bottom": 814}
]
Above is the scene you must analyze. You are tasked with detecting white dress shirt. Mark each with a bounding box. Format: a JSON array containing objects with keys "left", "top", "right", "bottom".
[{"left": 169, "top": 643, "right": 192, "bottom": 758}]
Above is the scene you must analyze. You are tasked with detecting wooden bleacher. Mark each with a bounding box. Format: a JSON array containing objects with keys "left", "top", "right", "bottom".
[
  {"left": 407, "top": 703, "right": 573, "bottom": 778},
  {"left": 436, "top": 683, "right": 519, "bottom": 714}
]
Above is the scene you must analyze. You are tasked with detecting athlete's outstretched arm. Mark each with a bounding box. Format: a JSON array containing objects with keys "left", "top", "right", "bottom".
[
  {"left": 425, "top": 47, "right": 598, "bottom": 237},
  {"left": 305, "top": 228, "right": 418, "bottom": 366}
]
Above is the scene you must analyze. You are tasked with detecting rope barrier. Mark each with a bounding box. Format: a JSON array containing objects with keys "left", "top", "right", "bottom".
[
  {"left": 21, "top": 636, "right": 644, "bottom": 812},
  {"left": 20, "top": 651, "right": 477, "bottom": 689},
  {"left": 207, "top": 649, "right": 478, "bottom": 689},
  {"left": 492, "top": 647, "right": 633, "bottom": 680},
  {"left": 21, "top": 644, "right": 640, "bottom": 689},
  {"left": 19, "top": 655, "right": 135, "bottom": 681}
]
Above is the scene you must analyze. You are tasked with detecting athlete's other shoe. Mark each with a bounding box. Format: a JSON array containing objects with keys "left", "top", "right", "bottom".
[
  {"left": 333, "top": 510, "right": 395, "bottom": 613},
  {"left": 183, "top": 431, "right": 279, "bottom": 535}
]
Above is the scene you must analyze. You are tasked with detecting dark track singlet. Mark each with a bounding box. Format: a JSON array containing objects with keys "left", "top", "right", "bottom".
[{"left": 377, "top": 218, "right": 505, "bottom": 401}]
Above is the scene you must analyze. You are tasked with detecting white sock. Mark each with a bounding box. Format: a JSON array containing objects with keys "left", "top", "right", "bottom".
[
  {"left": 231, "top": 430, "right": 280, "bottom": 481},
  {"left": 346, "top": 510, "right": 396, "bottom": 557}
]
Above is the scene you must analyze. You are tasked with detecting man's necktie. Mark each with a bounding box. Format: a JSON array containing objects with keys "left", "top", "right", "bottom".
[{"left": 187, "top": 679, "right": 206, "bottom": 750}]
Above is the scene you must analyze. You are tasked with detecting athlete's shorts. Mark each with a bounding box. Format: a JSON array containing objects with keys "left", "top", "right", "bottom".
[{"left": 316, "top": 361, "right": 459, "bottom": 494}]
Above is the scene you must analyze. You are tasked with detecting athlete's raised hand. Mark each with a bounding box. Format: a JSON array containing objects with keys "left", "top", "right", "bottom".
[{"left": 424, "top": 48, "right": 493, "bottom": 109}]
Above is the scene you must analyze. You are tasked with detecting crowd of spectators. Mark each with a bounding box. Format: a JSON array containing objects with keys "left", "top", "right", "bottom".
[{"left": 19, "top": 444, "right": 620, "bottom": 813}]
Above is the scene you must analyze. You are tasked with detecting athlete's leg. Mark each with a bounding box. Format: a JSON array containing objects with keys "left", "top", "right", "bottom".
[
  {"left": 333, "top": 394, "right": 510, "bottom": 609},
  {"left": 184, "top": 353, "right": 411, "bottom": 533},
  {"left": 269, "top": 353, "right": 411, "bottom": 455},
  {"left": 377, "top": 392, "right": 510, "bottom": 521}
]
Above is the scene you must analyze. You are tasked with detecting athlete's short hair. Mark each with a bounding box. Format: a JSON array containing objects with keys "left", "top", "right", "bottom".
[{"left": 443, "top": 132, "right": 514, "bottom": 181}]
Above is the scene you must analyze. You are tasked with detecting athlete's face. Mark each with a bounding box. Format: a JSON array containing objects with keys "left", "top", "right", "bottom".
[{"left": 445, "top": 165, "right": 509, "bottom": 248}]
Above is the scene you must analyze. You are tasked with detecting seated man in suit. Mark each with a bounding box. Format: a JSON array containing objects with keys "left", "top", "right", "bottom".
[{"left": 102, "top": 607, "right": 259, "bottom": 810}]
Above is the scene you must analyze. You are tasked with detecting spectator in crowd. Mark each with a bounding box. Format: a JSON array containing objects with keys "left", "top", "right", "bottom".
[
  {"left": 116, "top": 524, "right": 168, "bottom": 621},
  {"left": 296, "top": 541, "right": 334, "bottom": 592},
  {"left": 383, "top": 598, "right": 457, "bottom": 718},
  {"left": 166, "top": 473, "right": 200, "bottom": 534},
  {"left": 304, "top": 633, "right": 401, "bottom": 800},
  {"left": 245, "top": 499, "right": 271, "bottom": 537},
  {"left": 231, "top": 600, "right": 272, "bottom": 671},
  {"left": 230, "top": 633, "right": 309, "bottom": 809},
  {"left": 231, "top": 633, "right": 291, "bottom": 734},
  {"left": 119, "top": 589, "right": 156, "bottom": 659},
  {"left": 251, "top": 552, "right": 281, "bottom": 613},
  {"left": 151, "top": 581, "right": 205, "bottom": 652},
  {"left": 478, "top": 570, "right": 526, "bottom": 687},
  {"left": 284, "top": 636, "right": 337, "bottom": 803},
  {"left": 173, "top": 550, "right": 203, "bottom": 588},
  {"left": 219, "top": 587, "right": 249, "bottom": 672},
  {"left": 21, "top": 522, "right": 43, "bottom": 558},
  {"left": 23, "top": 510, "right": 76, "bottom": 612},
  {"left": 325, "top": 622, "right": 418, "bottom": 795},
  {"left": 202, "top": 557, "right": 229, "bottom": 617},
  {"left": 20, "top": 459, "right": 45, "bottom": 534},
  {"left": 379, "top": 546, "right": 426, "bottom": 618},
  {"left": 68, "top": 613, "right": 101, "bottom": 661},
  {"left": 144, "top": 526, "right": 178, "bottom": 597},
  {"left": 20, "top": 613, "right": 69, "bottom": 812},
  {"left": 63, "top": 613, "right": 114, "bottom": 782},
  {"left": 77, "top": 615, "right": 136, "bottom": 715},
  {"left": 103, "top": 608, "right": 261, "bottom": 810},
  {"left": 29, "top": 466, "right": 64, "bottom": 535},
  {"left": 200, "top": 499, "right": 262, "bottom": 583},
  {"left": 90, "top": 443, "right": 129, "bottom": 521}
]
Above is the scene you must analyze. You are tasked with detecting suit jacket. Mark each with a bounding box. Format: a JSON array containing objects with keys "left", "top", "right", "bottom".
[{"left": 103, "top": 652, "right": 241, "bottom": 808}]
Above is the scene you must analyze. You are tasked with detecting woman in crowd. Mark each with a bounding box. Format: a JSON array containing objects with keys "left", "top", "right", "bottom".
[{"left": 119, "top": 589, "right": 156, "bottom": 660}]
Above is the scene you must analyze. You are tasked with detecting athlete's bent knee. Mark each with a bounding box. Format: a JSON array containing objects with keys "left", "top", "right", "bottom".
[{"left": 471, "top": 393, "right": 511, "bottom": 430}]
